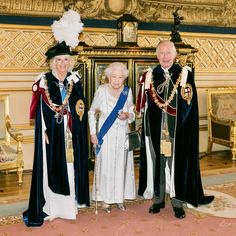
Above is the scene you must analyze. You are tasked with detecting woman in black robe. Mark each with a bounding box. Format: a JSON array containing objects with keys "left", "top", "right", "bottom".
[{"left": 23, "top": 41, "right": 89, "bottom": 227}]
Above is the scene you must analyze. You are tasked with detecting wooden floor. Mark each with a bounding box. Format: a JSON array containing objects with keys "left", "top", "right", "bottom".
[{"left": 0, "top": 150, "right": 235, "bottom": 204}]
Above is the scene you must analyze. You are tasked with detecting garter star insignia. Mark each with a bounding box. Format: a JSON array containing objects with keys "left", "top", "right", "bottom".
[
  {"left": 181, "top": 83, "right": 193, "bottom": 105},
  {"left": 76, "top": 99, "right": 85, "bottom": 121}
]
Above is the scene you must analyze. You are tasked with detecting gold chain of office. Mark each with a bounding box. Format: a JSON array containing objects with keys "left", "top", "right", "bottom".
[
  {"left": 150, "top": 69, "right": 183, "bottom": 109},
  {"left": 44, "top": 77, "right": 74, "bottom": 113}
]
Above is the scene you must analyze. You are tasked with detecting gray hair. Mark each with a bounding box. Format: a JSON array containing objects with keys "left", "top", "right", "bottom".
[
  {"left": 104, "top": 62, "right": 129, "bottom": 79},
  {"left": 156, "top": 40, "right": 177, "bottom": 57},
  {"left": 49, "top": 55, "right": 75, "bottom": 72}
]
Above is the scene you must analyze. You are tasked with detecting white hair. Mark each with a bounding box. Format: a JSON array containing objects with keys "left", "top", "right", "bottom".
[
  {"left": 156, "top": 40, "right": 177, "bottom": 57},
  {"left": 104, "top": 62, "right": 129, "bottom": 79}
]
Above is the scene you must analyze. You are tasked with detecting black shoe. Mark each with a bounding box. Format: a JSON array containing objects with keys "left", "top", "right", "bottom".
[
  {"left": 149, "top": 202, "right": 165, "bottom": 214},
  {"left": 199, "top": 195, "right": 215, "bottom": 205},
  {"left": 173, "top": 207, "right": 185, "bottom": 219}
]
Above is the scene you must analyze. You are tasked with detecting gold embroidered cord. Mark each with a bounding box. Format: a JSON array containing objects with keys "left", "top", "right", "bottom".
[
  {"left": 150, "top": 69, "right": 183, "bottom": 110},
  {"left": 44, "top": 77, "right": 74, "bottom": 113}
]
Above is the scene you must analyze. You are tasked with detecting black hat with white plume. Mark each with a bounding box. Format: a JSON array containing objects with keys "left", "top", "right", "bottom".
[{"left": 45, "top": 9, "right": 84, "bottom": 59}]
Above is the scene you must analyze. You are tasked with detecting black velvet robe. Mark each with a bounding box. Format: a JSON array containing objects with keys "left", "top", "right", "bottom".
[
  {"left": 138, "top": 63, "right": 207, "bottom": 207},
  {"left": 23, "top": 72, "right": 90, "bottom": 227}
]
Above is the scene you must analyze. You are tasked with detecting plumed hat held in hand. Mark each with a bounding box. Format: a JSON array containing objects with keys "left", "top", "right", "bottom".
[{"left": 45, "top": 9, "right": 84, "bottom": 59}]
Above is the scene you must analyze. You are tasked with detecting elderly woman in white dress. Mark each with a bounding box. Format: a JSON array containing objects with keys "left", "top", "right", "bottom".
[{"left": 88, "top": 62, "right": 136, "bottom": 212}]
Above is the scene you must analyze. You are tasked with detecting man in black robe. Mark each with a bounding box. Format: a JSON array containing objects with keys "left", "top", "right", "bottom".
[{"left": 136, "top": 40, "right": 214, "bottom": 219}]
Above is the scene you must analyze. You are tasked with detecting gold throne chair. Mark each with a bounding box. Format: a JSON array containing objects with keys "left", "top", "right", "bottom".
[
  {"left": 206, "top": 88, "right": 236, "bottom": 161},
  {"left": 0, "top": 95, "right": 24, "bottom": 185}
]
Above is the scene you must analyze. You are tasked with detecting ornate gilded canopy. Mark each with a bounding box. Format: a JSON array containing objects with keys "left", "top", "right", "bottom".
[{"left": 0, "top": 0, "right": 236, "bottom": 27}]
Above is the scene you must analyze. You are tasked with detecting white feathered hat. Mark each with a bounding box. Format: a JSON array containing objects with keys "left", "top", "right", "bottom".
[{"left": 45, "top": 9, "right": 84, "bottom": 59}]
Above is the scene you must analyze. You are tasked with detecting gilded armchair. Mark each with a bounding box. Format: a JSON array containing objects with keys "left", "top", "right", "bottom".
[
  {"left": 206, "top": 88, "right": 236, "bottom": 161},
  {"left": 0, "top": 95, "right": 24, "bottom": 185}
]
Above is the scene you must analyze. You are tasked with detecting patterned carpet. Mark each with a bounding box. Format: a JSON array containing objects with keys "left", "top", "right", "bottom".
[
  {"left": 0, "top": 197, "right": 236, "bottom": 236},
  {"left": 188, "top": 182, "right": 236, "bottom": 218},
  {"left": 0, "top": 173, "right": 236, "bottom": 235},
  {"left": 0, "top": 167, "right": 236, "bottom": 236}
]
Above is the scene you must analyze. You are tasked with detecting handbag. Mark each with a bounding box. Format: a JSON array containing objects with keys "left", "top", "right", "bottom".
[{"left": 128, "top": 130, "right": 142, "bottom": 151}]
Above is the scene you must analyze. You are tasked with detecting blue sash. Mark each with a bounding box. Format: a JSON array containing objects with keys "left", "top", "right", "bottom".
[{"left": 96, "top": 85, "right": 129, "bottom": 155}]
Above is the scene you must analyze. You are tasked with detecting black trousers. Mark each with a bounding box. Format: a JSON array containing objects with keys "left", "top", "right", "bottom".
[{"left": 153, "top": 154, "right": 183, "bottom": 208}]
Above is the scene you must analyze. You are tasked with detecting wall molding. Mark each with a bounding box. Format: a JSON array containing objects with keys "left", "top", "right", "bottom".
[
  {"left": 1, "top": 24, "right": 236, "bottom": 73},
  {"left": 0, "top": 0, "right": 236, "bottom": 27}
]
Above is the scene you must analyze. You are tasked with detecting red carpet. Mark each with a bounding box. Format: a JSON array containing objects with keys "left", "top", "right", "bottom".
[{"left": 0, "top": 199, "right": 236, "bottom": 236}]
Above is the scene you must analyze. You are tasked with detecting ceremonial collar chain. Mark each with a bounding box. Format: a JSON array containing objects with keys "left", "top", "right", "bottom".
[
  {"left": 150, "top": 69, "right": 183, "bottom": 109},
  {"left": 44, "top": 77, "right": 74, "bottom": 115}
]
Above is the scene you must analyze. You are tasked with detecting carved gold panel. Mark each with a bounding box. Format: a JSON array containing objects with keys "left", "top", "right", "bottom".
[
  {"left": 0, "top": 25, "right": 54, "bottom": 72},
  {"left": 1, "top": 0, "right": 236, "bottom": 27},
  {"left": 1, "top": 24, "right": 236, "bottom": 72},
  {"left": 181, "top": 34, "right": 236, "bottom": 72}
]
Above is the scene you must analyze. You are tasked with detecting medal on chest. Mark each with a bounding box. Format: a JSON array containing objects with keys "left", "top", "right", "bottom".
[{"left": 180, "top": 83, "right": 193, "bottom": 105}]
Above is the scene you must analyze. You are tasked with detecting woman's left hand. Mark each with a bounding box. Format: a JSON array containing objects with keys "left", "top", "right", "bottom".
[{"left": 118, "top": 111, "right": 129, "bottom": 120}]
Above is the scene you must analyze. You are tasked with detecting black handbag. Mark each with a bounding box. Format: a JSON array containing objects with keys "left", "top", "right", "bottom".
[{"left": 128, "top": 130, "right": 142, "bottom": 151}]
